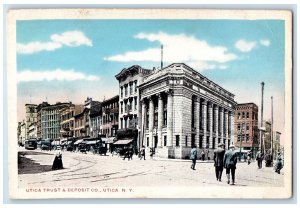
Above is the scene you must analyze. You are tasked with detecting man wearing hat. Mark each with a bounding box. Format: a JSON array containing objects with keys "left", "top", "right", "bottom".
[
  {"left": 223, "top": 144, "right": 238, "bottom": 185},
  {"left": 213, "top": 143, "right": 226, "bottom": 181}
]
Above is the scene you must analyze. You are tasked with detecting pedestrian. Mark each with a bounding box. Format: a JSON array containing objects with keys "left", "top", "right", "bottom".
[
  {"left": 201, "top": 150, "right": 205, "bottom": 161},
  {"left": 52, "top": 152, "right": 63, "bottom": 170},
  {"left": 274, "top": 152, "right": 283, "bottom": 174},
  {"left": 246, "top": 151, "right": 251, "bottom": 165},
  {"left": 223, "top": 144, "right": 238, "bottom": 185},
  {"left": 139, "top": 146, "right": 146, "bottom": 160},
  {"left": 256, "top": 150, "right": 263, "bottom": 169},
  {"left": 190, "top": 145, "right": 197, "bottom": 170},
  {"left": 265, "top": 150, "right": 272, "bottom": 167},
  {"left": 213, "top": 143, "right": 225, "bottom": 181}
]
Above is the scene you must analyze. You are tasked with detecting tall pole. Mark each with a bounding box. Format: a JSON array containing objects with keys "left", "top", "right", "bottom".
[
  {"left": 271, "top": 96, "right": 274, "bottom": 160},
  {"left": 161, "top": 44, "right": 163, "bottom": 69},
  {"left": 260, "top": 82, "right": 264, "bottom": 152}
]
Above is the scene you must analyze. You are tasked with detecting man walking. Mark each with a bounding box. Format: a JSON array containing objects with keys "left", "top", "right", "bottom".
[
  {"left": 223, "top": 144, "right": 238, "bottom": 185},
  {"left": 214, "top": 143, "right": 225, "bottom": 181},
  {"left": 190, "top": 145, "right": 197, "bottom": 170},
  {"left": 256, "top": 150, "right": 263, "bottom": 169}
]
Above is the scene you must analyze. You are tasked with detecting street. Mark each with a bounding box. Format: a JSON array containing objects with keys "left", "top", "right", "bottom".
[{"left": 18, "top": 149, "right": 284, "bottom": 188}]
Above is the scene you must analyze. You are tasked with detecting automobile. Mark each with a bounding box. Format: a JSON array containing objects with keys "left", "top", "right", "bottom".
[
  {"left": 41, "top": 144, "right": 51, "bottom": 150},
  {"left": 66, "top": 145, "right": 73, "bottom": 151},
  {"left": 54, "top": 145, "right": 62, "bottom": 150}
]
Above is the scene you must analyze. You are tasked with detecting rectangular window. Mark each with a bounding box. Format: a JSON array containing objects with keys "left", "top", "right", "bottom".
[
  {"left": 246, "top": 112, "right": 249, "bottom": 118},
  {"left": 185, "top": 136, "right": 188, "bottom": 147},
  {"left": 242, "top": 112, "right": 245, "bottom": 118},
  {"left": 121, "top": 102, "right": 123, "bottom": 114},
  {"left": 124, "top": 119, "right": 127, "bottom": 128},
  {"left": 134, "top": 97, "right": 137, "bottom": 110},
  {"left": 147, "top": 137, "right": 149, "bottom": 147},
  {"left": 199, "top": 136, "right": 203, "bottom": 148},
  {"left": 121, "top": 87, "right": 123, "bottom": 98},
  {"left": 146, "top": 115, "right": 149, "bottom": 128},
  {"left": 164, "top": 136, "right": 167, "bottom": 146},
  {"left": 176, "top": 135, "right": 180, "bottom": 147},
  {"left": 125, "top": 85, "right": 128, "bottom": 97},
  {"left": 246, "top": 123, "right": 250, "bottom": 131},
  {"left": 191, "top": 98, "right": 195, "bottom": 128},
  {"left": 238, "top": 112, "right": 241, "bottom": 119},
  {"left": 246, "top": 134, "right": 250, "bottom": 142},
  {"left": 191, "top": 134, "right": 195, "bottom": 147},
  {"left": 129, "top": 82, "right": 133, "bottom": 95},
  {"left": 154, "top": 113, "right": 158, "bottom": 127},
  {"left": 163, "top": 111, "right": 167, "bottom": 126}
]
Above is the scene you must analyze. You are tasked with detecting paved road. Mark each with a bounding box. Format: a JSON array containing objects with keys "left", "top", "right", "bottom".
[{"left": 18, "top": 149, "right": 284, "bottom": 188}]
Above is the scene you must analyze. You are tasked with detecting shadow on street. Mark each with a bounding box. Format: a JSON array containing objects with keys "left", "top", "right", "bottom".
[{"left": 18, "top": 151, "right": 55, "bottom": 174}]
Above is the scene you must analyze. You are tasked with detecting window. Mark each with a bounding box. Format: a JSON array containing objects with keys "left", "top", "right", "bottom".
[
  {"left": 237, "top": 123, "right": 241, "bottom": 131},
  {"left": 120, "top": 102, "right": 123, "bottom": 114},
  {"left": 176, "top": 135, "right": 180, "bottom": 147},
  {"left": 124, "top": 118, "right": 127, "bottom": 128},
  {"left": 129, "top": 82, "right": 133, "bottom": 95},
  {"left": 212, "top": 137, "right": 216, "bottom": 149},
  {"left": 120, "top": 87, "right": 123, "bottom": 98},
  {"left": 163, "top": 110, "right": 167, "bottom": 126},
  {"left": 125, "top": 85, "right": 128, "bottom": 97},
  {"left": 237, "top": 136, "right": 241, "bottom": 142},
  {"left": 134, "top": 97, "right": 137, "bottom": 110},
  {"left": 164, "top": 136, "right": 167, "bottom": 146},
  {"left": 185, "top": 136, "right": 188, "bottom": 147},
  {"left": 134, "top": 81, "right": 137, "bottom": 92},
  {"left": 246, "top": 123, "right": 250, "bottom": 131},
  {"left": 129, "top": 100, "right": 132, "bottom": 111},
  {"left": 242, "top": 112, "right": 245, "bottom": 118},
  {"left": 191, "top": 97, "right": 195, "bottom": 128},
  {"left": 199, "top": 136, "right": 203, "bottom": 148},
  {"left": 146, "top": 115, "right": 149, "bottom": 128},
  {"left": 191, "top": 134, "right": 195, "bottom": 147},
  {"left": 238, "top": 112, "right": 241, "bottom": 119},
  {"left": 154, "top": 112, "right": 158, "bottom": 127},
  {"left": 246, "top": 112, "right": 249, "bottom": 118},
  {"left": 246, "top": 134, "right": 250, "bottom": 142},
  {"left": 147, "top": 137, "right": 149, "bottom": 147}
]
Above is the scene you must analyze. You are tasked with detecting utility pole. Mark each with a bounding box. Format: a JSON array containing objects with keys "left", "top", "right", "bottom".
[
  {"left": 271, "top": 96, "right": 274, "bottom": 160},
  {"left": 260, "top": 82, "right": 264, "bottom": 153},
  {"left": 161, "top": 44, "right": 163, "bottom": 69}
]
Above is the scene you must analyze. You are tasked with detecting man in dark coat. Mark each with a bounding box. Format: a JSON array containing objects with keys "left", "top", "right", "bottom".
[
  {"left": 223, "top": 144, "right": 238, "bottom": 185},
  {"left": 214, "top": 143, "right": 225, "bottom": 181},
  {"left": 190, "top": 145, "right": 197, "bottom": 170},
  {"left": 256, "top": 150, "right": 264, "bottom": 169}
]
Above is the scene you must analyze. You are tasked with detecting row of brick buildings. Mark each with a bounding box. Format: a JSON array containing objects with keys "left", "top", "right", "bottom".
[
  {"left": 17, "top": 96, "right": 119, "bottom": 145},
  {"left": 18, "top": 62, "right": 281, "bottom": 159}
]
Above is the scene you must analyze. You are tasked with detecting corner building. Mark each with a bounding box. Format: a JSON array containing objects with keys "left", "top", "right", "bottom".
[{"left": 139, "top": 63, "right": 236, "bottom": 159}]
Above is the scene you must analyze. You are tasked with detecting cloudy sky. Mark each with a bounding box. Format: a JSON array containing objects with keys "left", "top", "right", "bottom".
[{"left": 17, "top": 19, "right": 285, "bottom": 134}]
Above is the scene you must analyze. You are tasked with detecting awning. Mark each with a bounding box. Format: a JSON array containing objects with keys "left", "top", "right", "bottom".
[
  {"left": 113, "top": 139, "right": 133, "bottom": 145},
  {"left": 106, "top": 137, "right": 116, "bottom": 144},
  {"left": 74, "top": 139, "right": 83, "bottom": 145},
  {"left": 86, "top": 140, "right": 97, "bottom": 145}
]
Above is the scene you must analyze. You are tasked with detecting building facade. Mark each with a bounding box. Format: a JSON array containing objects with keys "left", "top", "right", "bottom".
[
  {"left": 74, "top": 107, "right": 88, "bottom": 138},
  {"left": 116, "top": 63, "right": 236, "bottom": 159},
  {"left": 262, "top": 121, "right": 272, "bottom": 151},
  {"left": 25, "top": 104, "right": 37, "bottom": 140},
  {"left": 60, "top": 104, "right": 84, "bottom": 139},
  {"left": 234, "top": 103, "right": 259, "bottom": 156},
  {"left": 37, "top": 102, "right": 50, "bottom": 139},
  {"left": 101, "top": 95, "right": 119, "bottom": 137},
  {"left": 90, "top": 103, "right": 102, "bottom": 138},
  {"left": 84, "top": 97, "right": 101, "bottom": 137},
  {"left": 273, "top": 131, "right": 281, "bottom": 157},
  {"left": 40, "top": 102, "right": 71, "bottom": 140},
  {"left": 28, "top": 122, "right": 37, "bottom": 138},
  {"left": 19, "top": 120, "right": 26, "bottom": 145},
  {"left": 138, "top": 63, "right": 236, "bottom": 159},
  {"left": 115, "top": 65, "right": 152, "bottom": 146}
]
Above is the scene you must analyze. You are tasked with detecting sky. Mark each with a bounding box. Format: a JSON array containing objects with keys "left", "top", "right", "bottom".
[{"left": 16, "top": 19, "right": 285, "bottom": 136}]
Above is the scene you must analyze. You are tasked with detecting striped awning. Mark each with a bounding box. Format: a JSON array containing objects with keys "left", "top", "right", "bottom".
[{"left": 113, "top": 139, "right": 133, "bottom": 145}]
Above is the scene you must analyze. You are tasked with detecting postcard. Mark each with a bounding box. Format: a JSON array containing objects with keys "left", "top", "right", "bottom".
[{"left": 7, "top": 9, "right": 292, "bottom": 199}]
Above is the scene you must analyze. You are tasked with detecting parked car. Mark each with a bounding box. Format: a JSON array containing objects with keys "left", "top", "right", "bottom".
[{"left": 41, "top": 144, "right": 51, "bottom": 150}]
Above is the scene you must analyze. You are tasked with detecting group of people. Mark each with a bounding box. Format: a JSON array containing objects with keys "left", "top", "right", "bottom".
[
  {"left": 191, "top": 143, "right": 237, "bottom": 185},
  {"left": 191, "top": 143, "right": 284, "bottom": 185},
  {"left": 256, "top": 150, "right": 283, "bottom": 174}
]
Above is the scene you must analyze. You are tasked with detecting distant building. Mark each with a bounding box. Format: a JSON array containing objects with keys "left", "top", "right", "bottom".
[
  {"left": 262, "top": 120, "right": 272, "bottom": 151},
  {"left": 60, "top": 104, "right": 84, "bottom": 139},
  {"left": 273, "top": 131, "right": 281, "bottom": 156},
  {"left": 234, "top": 103, "right": 259, "bottom": 156},
  {"left": 90, "top": 103, "right": 102, "bottom": 138},
  {"left": 25, "top": 104, "right": 37, "bottom": 140},
  {"left": 37, "top": 102, "right": 51, "bottom": 139},
  {"left": 17, "top": 122, "right": 21, "bottom": 145},
  {"left": 39, "top": 102, "right": 71, "bottom": 140},
  {"left": 101, "top": 95, "right": 119, "bottom": 137},
  {"left": 74, "top": 107, "right": 88, "bottom": 138},
  {"left": 84, "top": 97, "right": 101, "bottom": 137},
  {"left": 28, "top": 122, "right": 37, "bottom": 139},
  {"left": 19, "top": 120, "right": 26, "bottom": 145}
]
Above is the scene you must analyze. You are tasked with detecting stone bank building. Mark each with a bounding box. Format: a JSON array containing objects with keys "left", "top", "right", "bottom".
[{"left": 116, "top": 63, "right": 236, "bottom": 159}]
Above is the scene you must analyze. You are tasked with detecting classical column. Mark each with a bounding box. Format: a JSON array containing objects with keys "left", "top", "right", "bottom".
[
  {"left": 215, "top": 105, "right": 219, "bottom": 147},
  {"left": 202, "top": 100, "right": 207, "bottom": 148},
  {"left": 195, "top": 96, "right": 200, "bottom": 147},
  {"left": 209, "top": 102, "right": 213, "bottom": 148},
  {"left": 220, "top": 107, "right": 224, "bottom": 145},
  {"left": 230, "top": 111, "right": 234, "bottom": 146},
  {"left": 167, "top": 90, "right": 173, "bottom": 147},
  {"left": 157, "top": 93, "right": 163, "bottom": 147},
  {"left": 141, "top": 99, "right": 146, "bottom": 147},
  {"left": 149, "top": 96, "right": 154, "bottom": 148},
  {"left": 224, "top": 110, "right": 229, "bottom": 149}
]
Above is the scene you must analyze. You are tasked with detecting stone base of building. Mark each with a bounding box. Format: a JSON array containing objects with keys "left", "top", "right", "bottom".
[{"left": 153, "top": 147, "right": 216, "bottom": 160}]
